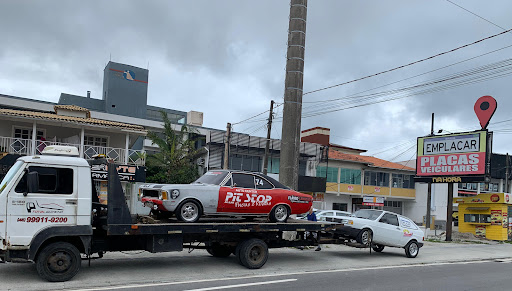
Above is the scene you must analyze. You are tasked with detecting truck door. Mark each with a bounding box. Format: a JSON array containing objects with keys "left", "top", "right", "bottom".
[
  {"left": 0, "top": 161, "right": 25, "bottom": 249},
  {"left": 6, "top": 165, "right": 78, "bottom": 247}
]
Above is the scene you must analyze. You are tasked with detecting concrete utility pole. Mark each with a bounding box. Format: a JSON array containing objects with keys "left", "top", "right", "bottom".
[
  {"left": 506, "top": 153, "right": 509, "bottom": 193},
  {"left": 223, "top": 123, "right": 231, "bottom": 170},
  {"left": 280, "top": 0, "right": 308, "bottom": 190},
  {"left": 263, "top": 100, "right": 275, "bottom": 175}
]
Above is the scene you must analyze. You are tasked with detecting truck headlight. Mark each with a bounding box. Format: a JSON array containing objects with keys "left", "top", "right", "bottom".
[
  {"left": 160, "top": 191, "right": 168, "bottom": 200},
  {"left": 171, "top": 189, "right": 180, "bottom": 199}
]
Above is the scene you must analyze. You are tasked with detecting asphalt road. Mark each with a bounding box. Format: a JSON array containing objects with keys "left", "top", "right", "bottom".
[
  {"left": 59, "top": 260, "right": 512, "bottom": 291},
  {"left": 1, "top": 242, "right": 512, "bottom": 291}
]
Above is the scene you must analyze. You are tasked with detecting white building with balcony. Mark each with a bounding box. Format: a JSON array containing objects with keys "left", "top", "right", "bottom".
[{"left": 0, "top": 104, "right": 147, "bottom": 167}]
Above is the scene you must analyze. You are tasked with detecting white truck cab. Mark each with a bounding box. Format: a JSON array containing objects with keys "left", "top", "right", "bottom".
[{"left": 0, "top": 146, "right": 93, "bottom": 279}]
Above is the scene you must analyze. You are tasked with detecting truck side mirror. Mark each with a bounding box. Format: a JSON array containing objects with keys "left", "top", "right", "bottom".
[{"left": 26, "top": 171, "right": 39, "bottom": 196}]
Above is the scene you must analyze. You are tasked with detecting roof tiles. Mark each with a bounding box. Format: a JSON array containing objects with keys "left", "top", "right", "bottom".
[
  {"left": 0, "top": 108, "right": 145, "bottom": 132},
  {"left": 329, "top": 149, "right": 415, "bottom": 172}
]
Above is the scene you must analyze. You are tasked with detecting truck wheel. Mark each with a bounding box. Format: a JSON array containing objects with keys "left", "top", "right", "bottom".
[
  {"left": 405, "top": 241, "right": 419, "bottom": 258},
  {"left": 357, "top": 229, "right": 372, "bottom": 246},
  {"left": 36, "top": 242, "right": 81, "bottom": 282},
  {"left": 237, "top": 239, "right": 268, "bottom": 269},
  {"left": 207, "top": 244, "right": 233, "bottom": 257},
  {"left": 372, "top": 244, "right": 385, "bottom": 252},
  {"left": 269, "top": 204, "right": 289, "bottom": 223},
  {"left": 176, "top": 200, "right": 201, "bottom": 223}
]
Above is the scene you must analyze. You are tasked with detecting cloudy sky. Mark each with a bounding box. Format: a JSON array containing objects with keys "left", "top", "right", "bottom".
[{"left": 1, "top": 0, "right": 512, "bottom": 162}]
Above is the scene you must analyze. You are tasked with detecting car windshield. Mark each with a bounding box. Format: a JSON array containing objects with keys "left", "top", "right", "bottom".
[
  {"left": 0, "top": 160, "right": 24, "bottom": 193},
  {"left": 354, "top": 209, "right": 383, "bottom": 221},
  {"left": 193, "top": 171, "right": 229, "bottom": 185}
]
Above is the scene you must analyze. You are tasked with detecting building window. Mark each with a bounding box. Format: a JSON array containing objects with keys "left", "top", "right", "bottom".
[
  {"left": 317, "top": 166, "right": 338, "bottom": 183},
  {"left": 464, "top": 214, "right": 491, "bottom": 223},
  {"left": 364, "top": 171, "right": 389, "bottom": 187},
  {"left": 266, "top": 157, "right": 280, "bottom": 174},
  {"left": 340, "top": 168, "right": 361, "bottom": 185},
  {"left": 13, "top": 127, "right": 45, "bottom": 140},
  {"left": 84, "top": 135, "right": 108, "bottom": 147},
  {"left": 458, "top": 182, "right": 498, "bottom": 193},
  {"left": 229, "top": 154, "right": 261, "bottom": 172},
  {"left": 384, "top": 201, "right": 402, "bottom": 208},
  {"left": 333, "top": 203, "right": 348, "bottom": 211},
  {"left": 146, "top": 109, "right": 186, "bottom": 124},
  {"left": 392, "top": 174, "right": 415, "bottom": 189}
]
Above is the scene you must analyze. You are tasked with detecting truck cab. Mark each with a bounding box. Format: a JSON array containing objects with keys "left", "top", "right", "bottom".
[{"left": 0, "top": 146, "right": 93, "bottom": 278}]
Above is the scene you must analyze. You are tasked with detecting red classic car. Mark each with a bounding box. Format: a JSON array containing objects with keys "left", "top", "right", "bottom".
[{"left": 140, "top": 170, "right": 313, "bottom": 223}]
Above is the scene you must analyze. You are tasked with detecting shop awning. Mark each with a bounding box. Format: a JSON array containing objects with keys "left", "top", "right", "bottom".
[{"left": 465, "top": 207, "right": 490, "bottom": 210}]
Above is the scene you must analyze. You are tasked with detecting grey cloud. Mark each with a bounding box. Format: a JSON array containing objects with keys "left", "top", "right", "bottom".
[{"left": 2, "top": 0, "right": 512, "bottom": 157}]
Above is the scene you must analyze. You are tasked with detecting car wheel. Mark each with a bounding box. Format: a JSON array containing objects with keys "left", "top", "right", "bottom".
[
  {"left": 236, "top": 239, "right": 269, "bottom": 269},
  {"left": 405, "top": 241, "right": 419, "bottom": 258},
  {"left": 372, "top": 244, "right": 385, "bottom": 252},
  {"left": 269, "top": 204, "right": 289, "bottom": 223},
  {"left": 357, "top": 229, "right": 372, "bottom": 246},
  {"left": 36, "top": 242, "right": 81, "bottom": 282},
  {"left": 176, "top": 200, "right": 201, "bottom": 223}
]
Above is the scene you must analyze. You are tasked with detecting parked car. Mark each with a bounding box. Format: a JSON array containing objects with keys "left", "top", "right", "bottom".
[
  {"left": 296, "top": 210, "right": 352, "bottom": 221},
  {"left": 140, "top": 170, "right": 313, "bottom": 223},
  {"left": 335, "top": 209, "right": 424, "bottom": 258}
]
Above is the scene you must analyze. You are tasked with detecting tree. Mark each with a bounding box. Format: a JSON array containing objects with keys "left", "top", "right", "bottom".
[{"left": 145, "top": 112, "right": 203, "bottom": 184}]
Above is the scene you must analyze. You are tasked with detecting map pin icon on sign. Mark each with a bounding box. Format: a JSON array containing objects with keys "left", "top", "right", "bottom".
[{"left": 474, "top": 95, "right": 497, "bottom": 130}]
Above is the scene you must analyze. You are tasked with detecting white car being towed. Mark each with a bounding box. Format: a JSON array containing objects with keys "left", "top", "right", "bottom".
[{"left": 336, "top": 209, "right": 424, "bottom": 258}]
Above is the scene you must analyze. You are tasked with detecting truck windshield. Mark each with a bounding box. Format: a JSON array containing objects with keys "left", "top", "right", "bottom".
[
  {"left": 0, "top": 160, "right": 24, "bottom": 193},
  {"left": 193, "top": 171, "right": 228, "bottom": 185}
]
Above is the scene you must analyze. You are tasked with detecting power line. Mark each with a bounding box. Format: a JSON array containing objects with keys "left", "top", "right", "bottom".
[
  {"left": 302, "top": 27, "right": 512, "bottom": 96},
  {"left": 232, "top": 103, "right": 283, "bottom": 125},
  {"left": 303, "top": 43, "right": 512, "bottom": 104},
  {"left": 233, "top": 40, "right": 512, "bottom": 127},
  {"left": 297, "top": 58, "right": 512, "bottom": 118},
  {"left": 445, "top": 0, "right": 507, "bottom": 30},
  {"left": 239, "top": 43, "right": 512, "bottom": 127}
]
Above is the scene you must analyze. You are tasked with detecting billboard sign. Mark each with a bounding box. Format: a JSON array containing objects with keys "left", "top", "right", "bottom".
[
  {"left": 416, "top": 130, "right": 489, "bottom": 182},
  {"left": 363, "top": 196, "right": 384, "bottom": 206}
]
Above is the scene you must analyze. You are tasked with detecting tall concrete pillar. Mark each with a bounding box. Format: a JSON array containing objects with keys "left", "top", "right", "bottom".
[{"left": 279, "top": 0, "right": 307, "bottom": 190}]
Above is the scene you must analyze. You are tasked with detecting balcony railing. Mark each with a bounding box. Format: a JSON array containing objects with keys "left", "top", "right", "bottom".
[{"left": 0, "top": 136, "right": 145, "bottom": 166}]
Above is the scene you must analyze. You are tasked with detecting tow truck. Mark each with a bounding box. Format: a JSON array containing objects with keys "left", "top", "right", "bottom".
[{"left": 0, "top": 146, "right": 351, "bottom": 282}]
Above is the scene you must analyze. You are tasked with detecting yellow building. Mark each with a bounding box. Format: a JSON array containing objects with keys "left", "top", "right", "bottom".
[{"left": 456, "top": 193, "right": 512, "bottom": 241}]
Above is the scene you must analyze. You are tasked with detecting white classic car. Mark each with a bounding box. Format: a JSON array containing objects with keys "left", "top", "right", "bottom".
[{"left": 334, "top": 209, "right": 424, "bottom": 258}]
